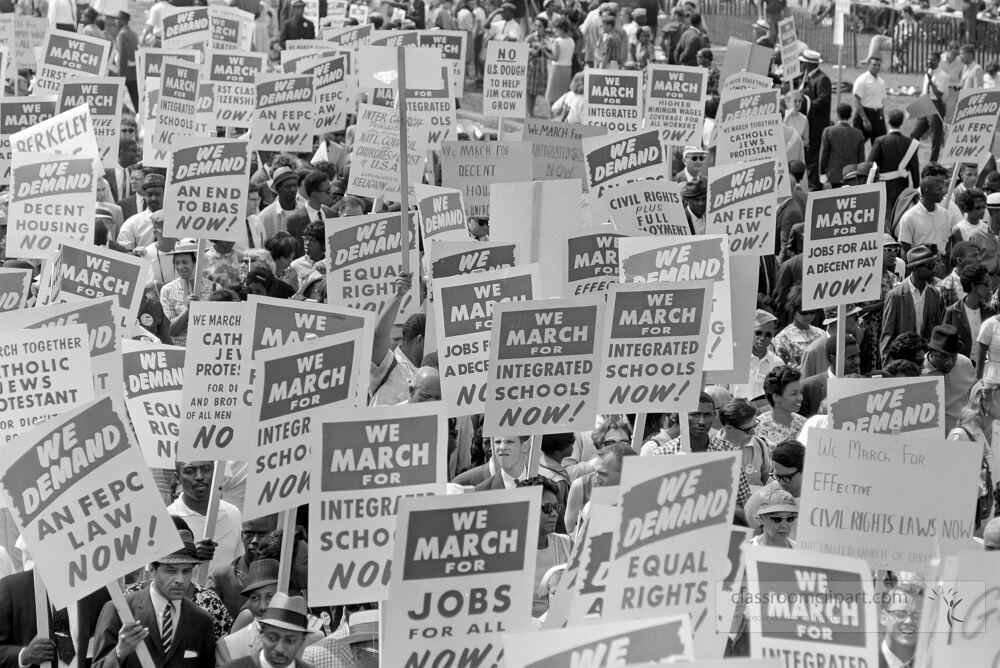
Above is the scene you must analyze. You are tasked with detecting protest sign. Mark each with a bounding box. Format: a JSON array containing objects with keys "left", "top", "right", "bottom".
[
  {"left": 309, "top": 403, "right": 446, "bottom": 605},
  {"left": 10, "top": 103, "right": 101, "bottom": 175},
  {"left": 597, "top": 281, "right": 713, "bottom": 413},
  {"left": 0, "top": 325, "right": 93, "bottom": 443},
  {"left": 325, "top": 211, "right": 421, "bottom": 318},
  {"left": 440, "top": 140, "right": 533, "bottom": 217},
  {"left": 828, "top": 377, "right": 945, "bottom": 438},
  {"left": 418, "top": 30, "right": 467, "bottom": 98},
  {"left": 121, "top": 340, "right": 185, "bottom": 469},
  {"left": 34, "top": 30, "right": 110, "bottom": 94},
  {"left": 57, "top": 77, "right": 123, "bottom": 169},
  {"left": 163, "top": 137, "right": 248, "bottom": 242},
  {"left": 207, "top": 50, "right": 264, "bottom": 128},
  {"left": 484, "top": 295, "right": 604, "bottom": 436},
  {"left": 320, "top": 23, "right": 373, "bottom": 49},
  {"left": 0, "top": 15, "right": 48, "bottom": 74},
  {"left": 603, "top": 452, "right": 740, "bottom": 658},
  {"left": 704, "top": 255, "right": 757, "bottom": 387},
  {"left": 415, "top": 184, "right": 469, "bottom": 243},
  {"left": 325, "top": 0, "right": 348, "bottom": 27},
  {"left": 743, "top": 546, "right": 879, "bottom": 668},
  {"left": 717, "top": 87, "right": 790, "bottom": 198},
  {"left": 347, "top": 102, "right": 424, "bottom": 202},
  {"left": 306, "top": 54, "right": 350, "bottom": 134},
  {"left": 722, "top": 72, "right": 778, "bottom": 93},
  {"left": 0, "top": 96, "right": 56, "bottom": 185},
  {"left": 619, "top": 235, "right": 734, "bottom": 372},
  {"left": 384, "top": 488, "right": 540, "bottom": 668},
  {"left": 247, "top": 295, "right": 374, "bottom": 354},
  {"left": 249, "top": 72, "right": 313, "bottom": 152},
  {"left": 584, "top": 69, "right": 643, "bottom": 132},
  {"left": 717, "top": 37, "right": 773, "bottom": 88},
  {"left": 564, "top": 229, "right": 636, "bottom": 296},
  {"left": 136, "top": 48, "right": 200, "bottom": 132},
  {"left": 7, "top": 153, "right": 95, "bottom": 260},
  {"left": 429, "top": 241, "right": 519, "bottom": 279},
  {"left": 433, "top": 265, "right": 539, "bottom": 417},
  {"left": 0, "top": 395, "right": 179, "bottom": 610},
  {"left": 244, "top": 331, "right": 368, "bottom": 519},
  {"left": 483, "top": 41, "right": 527, "bottom": 118},
  {"left": 355, "top": 44, "right": 443, "bottom": 91},
  {"left": 0, "top": 267, "right": 31, "bottom": 312},
  {"left": 778, "top": 17, "right": 801, "bottom": 82},
  {"left": 210, "top": 6, "right": 254, "bottom": 51},
  {"left": 177, "top": 302, "right": 252, "bottom": 461},
  {"left": 643, "top": 65, "right": 707, "bottom": 146},
  {"left": 395, "top": 79, "right": 457, "bottom": 149},
  {"left": 941, "top": 89, "right": 1000, "bottom": 166},
  {"left": 582, "top": 129, "right": 666, "bottom": 195},
  {"left": 798, "top": 428, "right": 981, "bottom": 571},
  {"left": 565, "top": 494, "right": 618, "bottom": 624},
  {"left": 162, "top": 6, "right": 211, "bottom": 49},
  {"left": 522, "top": 119, "right": 606, "bottom": 186},
  {"left": 590, "top": 179, "right": 687, "bottom": 233},
  {"left": 368, "top": 30, "right": 419, "bottom": 47},
  {"left": 802, "top": 182, "right": 885, "bottom": 309},
  {"left": 503, "top": 616, "right": 693, "bottom": 666},
  {"left": 706, "top": 159, "right": 779, "bottom": 256},
  {"left": 149, "top": 58, "right": 201, "bottom": 168}
]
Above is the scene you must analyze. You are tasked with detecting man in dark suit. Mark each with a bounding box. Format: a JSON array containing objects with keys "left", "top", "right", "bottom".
[
  {"left": 819, "top": 103, "right": 865, "bottom": 188},
  {"left": 799, "top": 334, "right": 861, "bottom": 418},
  {"left": 91, "top": 535, "right": 214, "bottom": 668},
  {"left": 0, "top": 569, "right": 111, "bottom": 668},
  {"left": 221, "top": 594, "right": 312, "bottom": 668},
  {"left": 798, "top": 49, "right": 832, "bottom": 190},
  {"left": 881, "top": 246, "right": 946, "bottom": 364},
  {"left": 868, "top": 109, "right": 921, "bottom": 212},
  {"left": 285, "top": 171, "right": 333, "bottom": 258},
  {"left": 278, "top": 0, "right": 315, "bottom": 47}
]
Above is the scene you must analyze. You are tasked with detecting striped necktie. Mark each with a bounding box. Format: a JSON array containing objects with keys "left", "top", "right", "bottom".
[{"left": 161, "top": 603, "right": 174, "bottom": 651}]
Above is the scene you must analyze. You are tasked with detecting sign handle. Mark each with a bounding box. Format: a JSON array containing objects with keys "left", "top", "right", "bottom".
[
  {"left": 527, "top": 434, "right": 541, "bottom": 478},
  {"left": 835, "top": 303, "right": 846, "bottom": 377},
  {"left": 397, "top": 45, "right": 411, "bottom": 276},
  {"left": 679, "top": 413, "right": 691, "bottom": 453},
  {"left": 631, "top": 413, "right": 646, "bottom": 453},
  {"left": 195, "top": 461, "right": 223, "bottom": 588},
  {"left": 33, "top": 569, "right": 49, "bottom": 643},
  {"left": 276, "top": 509, "right": 297, "bottom": 595},
  {"left": 943, "top": 161, "right": 961, "bottom": 211},
  {"left": 497, "top": 117, "right": 503, "bottom": 141},
  {"left": 834, "top": 44, "right": 843, "bottom": 110},
  {"left": 192, "top": 239, "right": 208, "bottom": 298},
  {"left": 108, "top": 585, "right": 157, "bottom": 668}
]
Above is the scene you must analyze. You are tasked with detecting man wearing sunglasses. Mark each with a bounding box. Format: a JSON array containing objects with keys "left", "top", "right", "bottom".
[
  {"left": 673, "top": 145, "right": 706, "bottom": 183},
  {"left": 744, "top": 440, "right": 804, "bottom": 534},
  {"left": 733, "top": 309, "right": 783, "bottom": 401}
]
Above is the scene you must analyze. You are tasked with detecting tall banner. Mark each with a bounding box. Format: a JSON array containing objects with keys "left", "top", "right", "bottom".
[
  {"left": 582, "top": 129, "right": 666, "bottom": 196},
  {"left": 163, "top": 137, "right": 249, "bottom": 242},
  {"left": 0, "top": 96, "right": 57, "bottom": 185},
  {"left": 716, "top": 87, "right": 790, "bottom": 198},
  {"left": 706, "top": 159, "right": 779, "bottom": 256},
  {"left": 778, "top": 17, "right": 801, "bottom": 81},
  {"left": 34, "top": 30, "right": 110, "bottom": 94},
  {"left": 384, "top": 489, "right": 540, "bottom": 668},
  {"left": 643, "top": 65, "right": 707, "bottom": 145},
  {"left": 483, "top": 41, "right": 528, "bottom": 118},
  {"left": 440, "top": 141, "right": 533, "bottom": 217},
  {"left": 522, "top": 119, "right": 606, "bottom": 186},
  {"left": 57, "top": 77, "right": 124, "bottom": 169},
  {"left": 941, "top": 89, "right": 1000, "bottom": 167},
  {"left": 207, "top": 50, "right": 264, "bottom": 128},
  {"left": 249, "top": 72, "right": 313, "bottom": 153},
  {"left": 309, "top": 403, "right": 447, "bottom": 605},
  {"left": 802, "top": 182, "right": 885, "bottom": 309},
  {"left": 121, "top": 340, "right": 185, "bottom": 469},
  {"left": 828, "top": 376, "right": 945, "bottom": 438},
  {"left": 0, "top": 395, "right": 180, "bottom": 610},
  {"left": 584, "top": 69, "right": 643, "bottom": 132}
]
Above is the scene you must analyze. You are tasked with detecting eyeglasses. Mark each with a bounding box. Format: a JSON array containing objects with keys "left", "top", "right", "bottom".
[
  {"left": 754, "top": 330, "right": 774, "bottom": 338},
  {"left": 774, "top": 470, "right": 800, "bottom": 484},
  {"left": 733, "top": 421, "right": 758, "bottom": 435},
  {"left": 541, "top": 503, "right": 565, "bottom": 514},
  {"left": 887, "top": 610, "right": 921, "bottom": 623},
  {"left": 764, "top": 514, "right": 797, "bottom": 524}
]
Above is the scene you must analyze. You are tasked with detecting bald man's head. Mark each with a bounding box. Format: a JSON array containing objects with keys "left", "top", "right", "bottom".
[
  {"left": 984, "top": 517, "right": 1000, "bottom": 550},
  {"left": 409, "top": 367, "right": 441, "bottom": 403}
]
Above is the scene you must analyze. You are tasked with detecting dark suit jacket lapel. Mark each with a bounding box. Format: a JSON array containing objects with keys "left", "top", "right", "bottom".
[
  {"left": 163, "top": 599, "right": 198, "bottom": 664},
  {"left": 131, "top": 590, "right": 164, "bottom": 659}
]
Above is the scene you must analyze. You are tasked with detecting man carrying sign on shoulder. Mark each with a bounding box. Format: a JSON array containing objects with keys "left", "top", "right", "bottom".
[{"left": 167, "top": 461, "right": 244, "bottom": 578}]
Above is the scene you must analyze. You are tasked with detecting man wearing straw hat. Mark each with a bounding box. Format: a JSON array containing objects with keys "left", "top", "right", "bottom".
[
  {"left": 221, "top": 594, "right": 314, "bottom": 668},
  {"left": 798, "top": 49, "right": 832, "bottom": 190},
  {"left": 117, "top": 173, "right": 165, "bottom": 252}
]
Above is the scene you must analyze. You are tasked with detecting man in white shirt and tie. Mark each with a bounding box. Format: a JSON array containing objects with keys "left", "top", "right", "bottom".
[{"left": 285, "top": 170, "right": 333, "bottom": 258}]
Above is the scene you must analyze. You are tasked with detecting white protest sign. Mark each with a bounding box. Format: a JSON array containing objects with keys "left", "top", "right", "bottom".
[
  {"left": 590, "top": 179, "right": 687, "bottom": 233},
  {"left": 207, "top": 50, "right": 265, "bottom": 128},
  {"left": 355, "top": 44, "right": 444, "bottom": 91},
  {"left": 429, "top": 241, "right": 519, "bottom": 278},
  {"left": 249, "top": 72, "right": 314, "bottom": 152},
  {"left": 941, "top": 89, "right": 1000, "bottom": 167},
  {"left": 582, "top": 129, "right": 667, "bottom": 196},
  {"left": 320, "top": 23, "right": 373, "bottom": 49},
  {"left": 9, "top": 103, "right": 101, "bottom": 176},
  {"left": 149, "top": 58, "right": 201, "bottom": 168},
  {"left": 306, "top": 54, "right": 351, "bottom": 134},
  {"left": 136, "top": 48, "right": 201, "bottom": 134},
  {"left": 347, "top": 102, "right": 424, "bottom": 202},
  {"left": 483, "top": 41, "right": 527, "bottom": 118},
  {"left": 828, "top": 377, "right": 945, "bottom": 438},
  {"left": 209, "top": 6, "right": 254, "bottom": 51},
  {"left": 57, "top": 77, "right": 123, "bottom": 169},
  {"left": 798, "top": 428, "right": 981, "bottom": 571},
  {"left": 384, "top": 489, "right": 540, "bottom": 668},
  {"left": 717, "top": 87, "right": 790, "bottom": 199},
  {"left": 644, "top": 65, "right": 707, "bottom": 145},
  {"left": 440, "top": 141, "right": 533, "bottom": 217},
  {"left": 246, "top": 295, "right": 374, "bottom": 353},
  {"left": 0, "top": 96, "right": 57, "bottom": 186},
  {"left": 309, "top": 403, "right": 446, "bottom": 605},
  {"left": 564, "top": 229, "right": 639, "bottom": 296},
  {"left": 0, "top": 267, "right": 31, "bottom": 311},
  {"left": 34, "top": 30, "right": 110, "bottom": 94},
  {"left": 415, "top": 184, "right": 469, "bottom": 243},
  {"left": 164, "top": 137, "right": 249, "bottom": 242},
  {"left": 778, "top": 17, "right": 801, "bottom": 81},
  {"left": 505, "top": 617, "right": 693, "bottom": 665},
  {"left": 121, "top": 340, "right": 185, "bottom": 468},
  {"left": 584, "top": 68, "right": 643, "bottom": 132},
  {"left": 418, "top": 30, "right": 467, "bottom": 98},
  {"left": 706, "top": 159, "right": 779, "bottom": 256},
  {"left": 162, "top": 6, "right": 211, "bottom": 49},
  {"left": 0, "top": 395, "right": 179, "bottom": 610},
  {"left": 522, "top": 119, "right": 606, "bottom": 186},
  {"left": 0, "top": 325, "right": 93, "bottom": 443},
  {"left": 802, "top": 182, "right": 885, "bottom": 309}
]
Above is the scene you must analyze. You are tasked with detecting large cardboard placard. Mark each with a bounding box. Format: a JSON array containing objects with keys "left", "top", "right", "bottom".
[
  {"left": 941, "top": 89, "right": 1000, "bottom": 167},
  {"left": 56, "top": 77, "right": 123, "bottom": 169},
  {"left": 619, "top": 235, "right": 734, "bottom": 372},
  {"left": 0, "top": 15, "right": 48, "bottom": 74},
  {"left": 247, "top": 295, "right": 374, "bottom": 353},
  {"left": 564, "top": 229, "right": 636, "bottom": 296},
  {"left": 324, "top": 212, "right": 420, "bottom": 318},
  {"left": 603, "top": 453, "right": 740, "bottom": 659},
  {"left": 34, "top": 30, "right": 110, "bottom": 94},
  {"left": 716, "top": 87, "right": 790, "bottom": 198},
  {"left": 643, "top": 65, "right": 707, "bottom": 145},
  {"left": 484, "top": 295, "right": 604, "bottom": 436},
  {"left": 429, "top": 241, "right": 519, "bottom": 278},
  {"left": 415, "top": 184, "right": 469, "bottom": 244},
  {"left": 162, "top": 6, "right": 211, "bottom": 49},
  {"left": 440, "top": 140, "right": 533, "bottom": 217},
  {"left": 582, "top": 129, "right": 666, "bottom": 195},
  {"left": 433, "top": 265, "right": 539, "bottom": 417},
  {"left": 590, "top": 179, "right": 687, "bottom": 233},
  {"left": 8, "top": 153, "right": 95, "bottom": 259},
  {"left": 778, "top": 17, "right": 801, "bottom": 82},
  {"left": 306, "top": 54, "right": 350, "bottom": 134},
  {"left": 597, "top": 281, "right": 712, "bottom": 413},
  {"left": 309, "top": 403, "right": 446, "bottom": 605},
  {"left": 9, "top": 103, "right": 100, "bottom": 175},
  {"left": 0, "top": 395, "right": 179, "bottom": 610},
  {"left": 483, "top": 41, "right": 528, "bottom": 118},
  {"left": 0, "top": 267, "right": 31, "bottom": 311},
  {"left": 802, "top": 182, "right": 885, "bottom": 309},
  {"left": 418, "top": 30, "right": 468, "bottom": 98},
  {"left": 798, "top": 428, "right": 981, "bottom": 571},
  {"left": 723, "top": 71, "right": 775, "bottom": 93},
  {"left": 177, "top": 302, "right": 252, "bottom": 461},
  {"left": 828, "top": 376, "right": 945, "bottom": 438},
  {"left": 706, "top": 159, "right": 779, "bottom": 256},
  {"left": 584, "top": 69, "right": 643, "bottom": 132},
  {"left": 207, "top": 50, "right": 264, "bottom": 128},
  {"left": 150, "top": 58, "right": 200, "bottom": 167},
  {"left": 347, "top": 102, "right": 424, "bottom": 202},
  {"left": 563, "top": 496, "right": 617, "bottom": 624},
  {"left": 503, "top": 616, "right": 693, "bottom": 665},
  {"left": 121, "top": 339, "right": 185, "bottom": 468},
  {"left": 164, "top": 137, "right": 249, "bottom": 242},
  {"left": 244, "top": 331, "right": 368, "bottom": 519},
  {"left": 136, "top": 48, "right": 201, "bottom": 133},
  {"left": 0, "top": 96, "right": 57, "bottom": 185},
  {"left": 743, "top": 546, "right": 879, "bottom": 668},
  {"left": 209, "top": 6, "right": 254, "bottom": 51},
  {"left": 319, "top": 23, "right": 373, "bottom": 49},
  {"left": 355, "top": 44, "right": 443, "bottom": 91},
  {"left": 522, "top": 119, "right": 606, "bottom": 186},
  {"left": 249, "top": 72, "right": 313, "bottom": 152},
  {"left": 0, "top": 325, "right": 93, "bottom": 443},
  {"left": 384, "top": 489, "right": 540, "bottom": 668}
]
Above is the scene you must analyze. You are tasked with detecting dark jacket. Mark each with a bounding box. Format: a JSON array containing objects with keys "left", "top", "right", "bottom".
[
  {"left": 279, "top": 17, "right": 316, "bottom": 47},
  {"left": 674, "top": 26, "right": 706, "bottom": 66},
  {"left": 881, "top": 279, "right": 946, "bottom": 364},
  {"left": 943, "top": 297, "right": 996, "bottom": 360},
  {"left": 868, "top": 130, "right": 920, "bottom": 210},
  {"left": 819, "top": 121, "right": 865, "bottom": 184},
  {"left": 801, "top": 67, "right": 832, "bottom": 142},
  {"left": 798, "top": 371, "right": 829, "bottom": 418}
]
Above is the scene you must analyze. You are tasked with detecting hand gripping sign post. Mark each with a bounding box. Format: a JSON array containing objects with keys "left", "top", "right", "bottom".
[
  {"left": 584, "top": 69, "right": 643, "bottom": 133},
  {"left": 33, "top": 30, "right": 110, "bottom": 94},
  {"left": 484, "top": 294, "right": 605, "bottom": 437},
  {"left": 56, "top": 77, "right": 124, "bottom": 169},
  {"left": 0, "top": 96, "right": 57, "bottom": 186},
  {"left": 383, "top": 488, "right": 541, "bottom": 668},
  {"left": 828, "top": 376, "right": 945, "bottom": 438},
  {"left": 308, "top": 403, "right": 447, "bottom": 606},
  {"left": 706, "top": 159, "right": 779, "bottom": 256},
  {"left": 644, "top": 65, "right": 707, "bottom": 146},
  {"left": 164, "top": 137, "right": 249, "bottom": 242},
  {"left": 121, "top": 340, "right": 185, "bottom": 469},
  {"left": 941, "top": 89, "right": 1000, "bottom": 168},
  {"left": 743, "top": 546, "right": 879, "bottom": 668}
]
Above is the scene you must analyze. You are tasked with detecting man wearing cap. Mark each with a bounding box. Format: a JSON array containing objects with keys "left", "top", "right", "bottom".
[
  {"left": 91, "top": 534, "right": 215, "bottom": 668},
  {"left": 881, "top": 245, "right": 946, "bottom": 364},
  {"left": 279, "top": 0, "right": 315, "bottom": 46},
  {"left": 868, "top": 109, "right": 920, "bottom": 212},
  {"left": 798, "top": 50, "right": 832, "bottom": 190},
  {"left": 215, "top": 559, "right": 280, "bottom": 665},
  {"left": 733, "top": 310, "right": 784, "bottom": 400},
  {"left": 800, "top": 306, "right": 862, "bottom": 377},
  {"left": 923, "top": 324, "right": 975, "bottom": 432},
  {"left": 221, "top": 594, "right": 313, "bottom": 668},
  {"left": 487, "top": 2, "right": 521, "bottom": 40},
  {"left": 259, "top": 167, "right": 303, "bottom": 241},
  {"left": 117, "top": 174, "right": 164, "bottom": 252},
  {"left": 852, "top": 56, "right": 887, "bottom": 144},
  {"left": 681, "top": 179, "right": 707, "bottom": 235},
  {"left": 673, "top": 146, "right": 706, "bottom": 183},
  {"left": 819, "top": 103, "right": 865, "bottom": 188},
  {"left": 897, "top": 173, "right": 950, "bottom": 260}
]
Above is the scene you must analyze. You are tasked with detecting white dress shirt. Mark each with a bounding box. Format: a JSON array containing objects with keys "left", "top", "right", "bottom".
[
  {"left": 148, "top": 581, "right": 181, "bottom": 641},
  {"left": 853, "top": 71, "right": 886, "bottom": 108}
]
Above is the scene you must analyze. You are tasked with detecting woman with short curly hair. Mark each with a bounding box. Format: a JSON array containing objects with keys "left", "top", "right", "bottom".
[{"left": 755, "top": 365, "right": 806, "bottom": 448}]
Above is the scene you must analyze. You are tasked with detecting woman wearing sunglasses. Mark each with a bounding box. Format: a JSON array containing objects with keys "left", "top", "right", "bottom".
[
  {"left": 518, "top": 476, "right": 572, "bottom": 618},
  {"left": 751, "top": 489, "right": 799, "bottom": 549}
]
